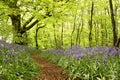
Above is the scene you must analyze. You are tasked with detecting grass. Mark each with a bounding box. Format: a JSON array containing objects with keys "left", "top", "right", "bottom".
[
  {"left": 38, "top": 51, "right": 120, "bottom": 80},
  {"left": 0, "top": 47, "right": 39, "bottom": 80},
  {"left": 1, "top": 44, "right": 120, "bottom": 80}
]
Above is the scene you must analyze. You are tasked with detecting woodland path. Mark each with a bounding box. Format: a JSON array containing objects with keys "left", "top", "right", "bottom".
[{"left": 31, "top": 54, "right": 68, "bottom": 80}]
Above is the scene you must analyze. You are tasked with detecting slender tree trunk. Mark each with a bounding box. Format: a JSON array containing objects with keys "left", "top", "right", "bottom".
[
  {"left": 35, "top": 25, "right": 45, "bottom": 49},
  {"left": 109, "top": 0, "right": 118, "bottom": 46},
  {"left": 79, "top": 16, "right": 83, "bottom": 45},
  {"left": 61, "top": 22, "right": 64, "bottom": 47},
  {"left": 94, "top": 22, "right": 98, "bottom": 45},
  {"left": 71, "top": 15, "right": 76, "bottom": 47},
  {"left": 35, "top": 26, "right": 38, "bottom": 49},
  {"left": 89, "top": 2, "right": 94, "bottom": 47},
  {"left": 76, "top": 22, "right": 80, "bottom": 45},
  {"left": 101, "top": 19, "right": 104, "bottom": 46},
  {"left": 53, "top": 23, "right": 57, "bottom": 48},
  {"left": 104, "top": 9, "right": 108, "bottom": 44},
  {"left": 115, "top": 36, "right": 120, "bottom": 47}
]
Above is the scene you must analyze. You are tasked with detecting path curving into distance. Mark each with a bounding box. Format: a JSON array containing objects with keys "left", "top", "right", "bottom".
[{"left": 31, "top": 54, "right": 68, "bottom": 80}]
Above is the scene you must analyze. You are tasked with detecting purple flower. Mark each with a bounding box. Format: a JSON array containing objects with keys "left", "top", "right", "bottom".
[
  {"left": 74, "top": 54, "right": 83, "bottom": 59},
  {"left": 77, "top": 56, "right": 83, "bottom": 59},
  {"left": 82, "top": 48, "right": 88, "bottom": 54},
  {"left": 100, "top": 48, "right": 104, "bottom": 54},
  {"left": 118, "top": 49, "right": 120, "bottom": 54},
  {"left": 108, "top": 47, "right": 117, "bottom": 55}
]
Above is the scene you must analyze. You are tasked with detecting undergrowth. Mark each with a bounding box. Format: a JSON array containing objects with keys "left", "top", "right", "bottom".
[
  {"left": 38, "top": 51, "right": 120, "bottom": 80},
  {"left": 0, "top": 47, "right": 39, "bottom": 80}
]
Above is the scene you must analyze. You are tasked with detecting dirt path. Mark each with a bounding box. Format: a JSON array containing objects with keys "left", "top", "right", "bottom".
[{"left": 31, "top": 54, "right": 68, "bottom": 80}]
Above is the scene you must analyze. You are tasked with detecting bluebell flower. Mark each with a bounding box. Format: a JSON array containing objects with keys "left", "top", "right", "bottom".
[
  {"left": 108, "top": 47, "right": 117, "bottom": 55},
  {"left": 100, "top": 48, "right": 104, "bottom": 54},
  {"left": 82, "top": 48, "right": 88, "bottom": 54},
  {"left": 77, "top": 56, "right": 83, "bottom": 59},
  {"left": 118, "top": 49, "right": 120, "bottom": 54}
]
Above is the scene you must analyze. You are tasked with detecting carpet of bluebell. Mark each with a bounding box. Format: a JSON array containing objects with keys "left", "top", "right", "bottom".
[
  {"left": 42, "top": 45, "right": 120, "bottom": 79},
  {"left": 1, "top": 39, "right": 120, "bottom": 80},
  {"left": 0, "top": 40, "right": 39, "bottom": 80}
]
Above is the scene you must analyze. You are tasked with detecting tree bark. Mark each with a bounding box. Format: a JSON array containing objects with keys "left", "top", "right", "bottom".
[
  {"left": 10, "top": 13, "right": 39, "bottom": 44},
  {"left": 61, "top": 22, "right": 64, "bottom": 47},
  {"left": 94, "top": 22, "right": 98, "bottom": 45},
  {"left": 71, "top": 15, "right": 76, "bottom": 47},
  {"left": 76, "top": 21, "right": 80, "bottom": 45},
  {"left": 115, "top": 36, "right": 120, "bottom": 47},
  {"left": 79, "top": 15, "right": 83, "bottom": 45},
  {"left": 7, "top": 1, "right": 39, "bottom": 45},
  {"left": 109, "top": 0, "right": 118, "bottom": 46},
  {"left": 35, "top": 25, "right": 45, "bottom": 49},
  {"left": 89, "top": 2, "right": 94, "bottom": 47},
  {"left": 53, "top": 23, "right": 57, "bottom": 48},
  {"left": 9, "top": 13, "right": 23, "bottom": 44}
]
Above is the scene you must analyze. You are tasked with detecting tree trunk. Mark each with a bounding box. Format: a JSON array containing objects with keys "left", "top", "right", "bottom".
[
  {"left": 101, "top": 19, "right": 104, "bottom": 46},
  {"left": 94, "top": 22, "right": 98, "bottom": 45},
  {"left": 61, "top": 22, "right": 64, "bottom": 47},
  {"left": 89, "top": 2, "right": 94, "bottom": 47},
  {"left": 115, "top": 36, "right": 120, "bottom": 47},
  {"left": 71, "top": 15, "right": 76, "bottom": 47},
  {"left": 35, "top": 25, "right": 45, "bottom": 49},
  {"left": 109, "top": 0, "right": 118, "bottom": 46},
  {"left": 9, "top": 13, "right": 38, "bottom": 45},
  {"left": 79, "top": 16, "right": 83, "bottom": 45},
  {"left": 53, "top": 23, "right": 57, "bottom": 48},
  {"left": 35, "top": 25, "right": 39, "bottom": 49},
  {"left": 10, "top": 14, "right": 24, "bottom": 44},
  {"left": 104, "top": 9, "right": 108, "bottom": 44},
  {"left": 10, "top": 14, "right": 39, "bottom": 45},
  {"left": 76, "top": 22, "right": 80, "bottom": 45},
  {"left": 9, "top": 6, "right": 39, "bottom": 45}
]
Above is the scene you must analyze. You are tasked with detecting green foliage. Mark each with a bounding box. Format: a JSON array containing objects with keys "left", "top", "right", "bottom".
[
  {"left": 0, "top": 15, "right": 12, "bottom": 40},
  {"left": 13, "top": 32, "right": 31, "bottom": 45},
  {"left": 0, "top": 0, "right": 120, "bottom": 48}
]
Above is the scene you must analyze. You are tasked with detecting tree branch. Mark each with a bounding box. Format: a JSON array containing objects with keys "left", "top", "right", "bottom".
[
  {"left": 26, "top": 20, "right": 39, "bottom": 30},
  {"left": 37, "top": 25, "right": 46, "bottom": 31},
  {"left": 22, "top": 16, "right": 34, "bottom": 28},
  {"left": 21, "top": 20, "right": 39, "bottom": 34}
]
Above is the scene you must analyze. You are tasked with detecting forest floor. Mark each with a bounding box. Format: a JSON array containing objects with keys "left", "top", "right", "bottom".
[{"left": 31, "top": 54, "right": 68, "bottom": 80}]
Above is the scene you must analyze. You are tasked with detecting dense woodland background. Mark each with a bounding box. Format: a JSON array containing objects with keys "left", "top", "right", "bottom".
[{"left": 0, "top": 0, "right": 120, "bottom": 49}]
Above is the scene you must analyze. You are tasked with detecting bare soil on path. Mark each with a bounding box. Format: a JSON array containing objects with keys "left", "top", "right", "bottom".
[{"left": 31, "top": 54, "right": 68, "bottom": 80}]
